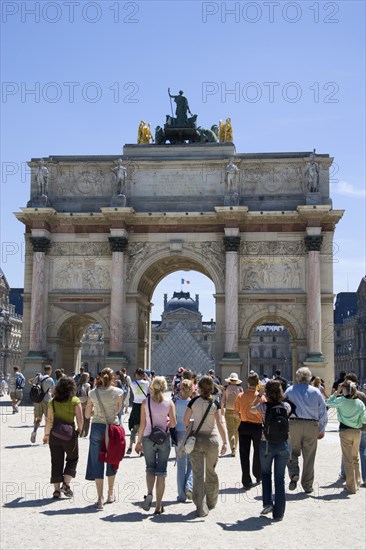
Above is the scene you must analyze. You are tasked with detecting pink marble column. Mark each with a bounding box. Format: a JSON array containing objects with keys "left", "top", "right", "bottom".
[
  {"left": 109, "top": 237, "right": 128, "bottom": 354},
  {"left": 224, "top": 235, "right": 240, "bottom": 356},
  {"left": 29, "top": 237, "right": 50, "bottom": 352},
  {"left": 305, "top": 235, "right": 323, "bottom": 360}
]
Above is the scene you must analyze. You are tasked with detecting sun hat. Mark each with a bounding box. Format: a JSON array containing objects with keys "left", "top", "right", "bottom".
[{"left": 225, "top": 372, "right": 242, "bottom": 384}]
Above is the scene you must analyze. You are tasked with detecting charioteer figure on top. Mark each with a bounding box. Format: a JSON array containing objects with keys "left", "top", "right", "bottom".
[{"left": 168, "top": 88, "right": 193, "bottom": 126}]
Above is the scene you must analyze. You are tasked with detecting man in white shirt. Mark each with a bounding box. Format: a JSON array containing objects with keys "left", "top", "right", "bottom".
[
  {"left": 8, "top": 366, "right": 25, "bottom": 413},
  {"left": 127, "top": 368, "right": 150, "bottom": 455},
  {"left": 29, "top": 365, "right": 55, "bottom": 443}
]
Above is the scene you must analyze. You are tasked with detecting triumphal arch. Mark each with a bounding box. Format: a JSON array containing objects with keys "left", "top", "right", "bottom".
[{"left": 16, "top": 99, "right": 343, "bottom": 387}]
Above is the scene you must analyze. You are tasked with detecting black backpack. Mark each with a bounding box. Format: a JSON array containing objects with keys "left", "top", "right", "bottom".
[
  {"left": 263, "top": 402, "right": 289, "bottom": 443},
  {"left": 29, "top": 375, "right": 49, "bottom": 403}
]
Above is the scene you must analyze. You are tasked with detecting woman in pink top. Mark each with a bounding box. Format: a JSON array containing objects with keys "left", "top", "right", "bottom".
[{"left": 135, "top": 376, "right": 176, "bottom": 514}]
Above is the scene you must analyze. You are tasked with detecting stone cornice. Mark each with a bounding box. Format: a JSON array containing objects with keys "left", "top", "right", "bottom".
[
  {"left": 297, "top": 205, "right": 344, "bottom": 224},
  {"left": 15, "top": 206, "right": 344, "bottom": 231}
]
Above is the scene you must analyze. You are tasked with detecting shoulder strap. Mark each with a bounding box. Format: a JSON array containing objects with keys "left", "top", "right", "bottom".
[
  {"left": 95, "top": 388, "right": 111, "bottom": 425},
  {"left": 194, "top": 400, "right": 213, "bottom": 436},
  {"left": 51, "top": 399, "right": 58, "bottom": 418},
  {"left": 147, "top": 396, "right": 154, "bottom": 429},
  {"left": 136, "top": 380, "right": 147, "bottom": 397}
]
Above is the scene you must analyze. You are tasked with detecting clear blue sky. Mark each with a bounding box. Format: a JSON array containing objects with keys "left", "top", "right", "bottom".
[{"left": 1, "top": 0, "right": 365, "bottom": 320}]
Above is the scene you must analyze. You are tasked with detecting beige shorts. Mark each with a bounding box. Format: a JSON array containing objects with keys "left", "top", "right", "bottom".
[
  {"left": 10, "top": 389, "right": 23, "bottom": 400},
  {"left": 34, "top": 401, "right": 49, "bottom": 421}
]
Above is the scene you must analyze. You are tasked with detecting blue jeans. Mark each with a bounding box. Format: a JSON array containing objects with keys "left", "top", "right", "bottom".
[
  {"left": 175, "top": 441, "right": 193, "bottom": 501},
  {"left": 260, "top": 440, "right": 290, "bottom": 520},
  {"left": 360, "top": 431, "right": 366, "bottom": 482},
  {"left": 142, "top": 435, "right": 171, "bottom": 477},
  {"left": 85, "top": 423, "right": 118, "bottom": 480}
]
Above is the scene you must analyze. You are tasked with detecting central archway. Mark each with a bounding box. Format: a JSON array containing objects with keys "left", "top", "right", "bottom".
[{"left": 127, "top": 252, "right": 224, "bottom": 372}]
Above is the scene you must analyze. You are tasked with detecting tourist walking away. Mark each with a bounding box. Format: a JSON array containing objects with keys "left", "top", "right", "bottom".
[
  {"left": 173, "top": 379, "right": 194, "bottom": 502},
  {"left": 43, "top": 376, "right": 83, "bottom": 499},
  {"left": 273, "top": 369, "right": 289, "bottom": 393},
  {"left": 127, "top": 368, "right": 150, "bottom": 455},
  {"left": 73, "top": 366, "right": 85, "bottom": 384},
  {"left": 331, "top": 371, "right": 346, "bottom": 394},
  {"left": 171, "top": 367, "right": 185, "bottom": 398},
  {"left": 118, "top": 371, "right": 130, "bottom": 420},
  {"left": 252, "top": 380, "right": 291, "bottom": 521},
  {"left": 121, "top": 368, "right": 132, "bottom": 410},
  {"left": 234, "top": 372, "right": 265, "bottom": 489},
  {"left": 183, "top": 375, "right": 228, "bottom": 517},
  {"left": 326, "top": 380, "right": 366, "bottom": 493},
  {"left": 222, "top": 372, "right": 243, "bottom": 456},
  {"left": 29, "top": 365, "right": 55, "bottom": 443},
  {"left": 311, "top": 376, "right": 329, "bottom": 399},
  {"left": 285, "top": 366, "right": 327, "bottom": 493},
  {"left": 76, "top": 372, "right": 91, "bottom": 437},
  {"left": 85, "top": 368, "right": 124, "bottom": 510},
  {"left": 340, "top": 373, "right": 366, "bottom": 486},
  {"left": 208, "top": 369, "right": 223, "bottom": 404},
  {"left": 136, "top": 376, "right": 176, "bottom": 515},
  {"left": 8, "top": 366, "right": 25, "bottom": 413}
]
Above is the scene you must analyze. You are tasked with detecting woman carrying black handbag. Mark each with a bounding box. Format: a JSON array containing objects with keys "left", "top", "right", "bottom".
[
  {"left": 43, "top": 377, "right": 83, "bottom": 499},
  {"left": 135, "top": 376, "right": 176, "bottom": 515}
]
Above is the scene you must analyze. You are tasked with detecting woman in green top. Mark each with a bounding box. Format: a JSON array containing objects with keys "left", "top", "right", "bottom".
[
  {"left": 43, "top": 377, "right": 83, "bottom": 499},
  {"left": 326, "top": 381, "right": 366, "bottom": 494}
]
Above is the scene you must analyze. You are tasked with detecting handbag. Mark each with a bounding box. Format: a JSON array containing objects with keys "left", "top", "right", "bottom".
[
  {"left": 147, "top": 397, "right": 168, "bottom": 445},
  {"left": 95, "top": 388, "right": 126, "bottom": 464},
  {"left": 184, "top": 400, "right": 213, "bottom": 455},
  {"left": 51, "top": 401, "right": 74, "bottom": 441}
]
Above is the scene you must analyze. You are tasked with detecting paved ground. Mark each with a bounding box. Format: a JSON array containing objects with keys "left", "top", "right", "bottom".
[{"left": 1, "top": 397, "right": 365, "bottom": 550}]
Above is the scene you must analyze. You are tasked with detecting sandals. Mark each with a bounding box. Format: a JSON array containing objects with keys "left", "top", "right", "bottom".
[
  {"left": 154, "top": 506, "right": 164, "bottom": 515},
  {"left": 95, "top": 501, "right": 104, "bottom": 510},
  {"left": 52, "top": 490, "right": 61, "bottom": 499},
  {"left": 142, "top": 493, "right": 153, "bottom": 511},
  {"left": 61, "top": 483, "right": 73, "bottom": 498},
  {"left": 106, "top": 496, "right": 116, "bottom": 504}
]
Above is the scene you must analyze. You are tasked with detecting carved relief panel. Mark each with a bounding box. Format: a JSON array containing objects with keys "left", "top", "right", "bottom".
[{"left": 240, "top": 241, "right": 305, "bottom": 291}]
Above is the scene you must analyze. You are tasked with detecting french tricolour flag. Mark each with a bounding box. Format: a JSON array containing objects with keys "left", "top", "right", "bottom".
[{"left": 181, "top": 278, "right": 190, "bottom": 284}]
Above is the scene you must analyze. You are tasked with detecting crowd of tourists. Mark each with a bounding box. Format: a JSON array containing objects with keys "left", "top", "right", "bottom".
[{"left": 4, "top": 363, "right": 366, "bottom": 520}]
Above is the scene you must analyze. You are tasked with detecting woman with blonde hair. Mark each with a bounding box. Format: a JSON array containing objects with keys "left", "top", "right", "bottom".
[
  {"left": 85, "top": 368, "right": 123, "bottom": 510},
  {"left": 326, "top": 380, "right": 366, "bottom": 493},
  {"left": 135, "top": 376, "right": 176, "bottom": 514},
  {"left": 311, "top": 376, "right": 328, "bottom": 399},
  {"left": 174, "top": 379, "right": 194, "bottom": 502}
]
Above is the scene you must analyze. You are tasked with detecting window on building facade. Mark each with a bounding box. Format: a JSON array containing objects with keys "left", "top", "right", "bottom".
[
  {"left": 273, "top": 336, "right": 276, "bottom": 342},
  {"left": 272, "top": 348, "right": 277, "bottom": 358}
]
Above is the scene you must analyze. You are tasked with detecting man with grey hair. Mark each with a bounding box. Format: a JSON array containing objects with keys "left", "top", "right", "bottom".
[{"left": 285, "top": 366, "right": 327, "bottom": 493}]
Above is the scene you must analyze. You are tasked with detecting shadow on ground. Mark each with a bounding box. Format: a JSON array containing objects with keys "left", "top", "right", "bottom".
[{"left": 217, "top": 517, "right": 269, "bottom": 531}]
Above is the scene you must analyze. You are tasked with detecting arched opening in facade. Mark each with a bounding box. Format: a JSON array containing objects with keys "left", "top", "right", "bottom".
[
  {"left": 150, "top": 270, "right": 215, "bottom": 378},
  {"left": 248, "top": 319, "right": 298, "bottom": 383},
  {"left": 131, "top": 254, "right": 222, "bottom": 374},
  {"left": 56, "top": 315, "right": 105, "bottom": 375},
  {"left": 80, "top": 323, "right": 105, "bottom": 377}
]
